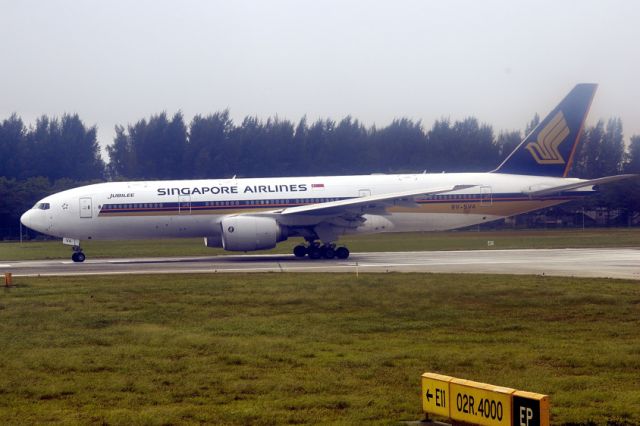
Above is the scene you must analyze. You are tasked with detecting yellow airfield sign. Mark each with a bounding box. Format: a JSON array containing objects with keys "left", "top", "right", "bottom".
[
  {"left": 450, "top": 378, "right": 515, "bottom": 426},
  {"left": 420, "top": 372, "right": 550, "bottom": 426},
  {"left": 421, "top": 373, "right": 454, "bottom": 417}
]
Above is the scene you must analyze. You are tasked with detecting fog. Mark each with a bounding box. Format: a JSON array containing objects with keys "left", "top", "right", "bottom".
[{"left": 2, "top": 0, "right": 639, "bottom": 153}]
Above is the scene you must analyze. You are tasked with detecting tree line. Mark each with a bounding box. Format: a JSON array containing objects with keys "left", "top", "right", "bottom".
[{"left": 1, "top": 111, "right": 639, "bottom": 238}]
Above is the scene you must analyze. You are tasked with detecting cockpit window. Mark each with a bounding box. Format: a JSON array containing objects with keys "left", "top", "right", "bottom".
[{"left": 33, "top": 203, "right": 50, "bottom": 210}]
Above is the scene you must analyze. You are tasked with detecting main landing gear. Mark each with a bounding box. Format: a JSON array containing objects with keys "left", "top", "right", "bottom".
[
  {"left": 71, "top": 246, "right": 86, "bottom": 263},
  {"left": 293, "top": 242, "right": 350, "bottom": 260}
]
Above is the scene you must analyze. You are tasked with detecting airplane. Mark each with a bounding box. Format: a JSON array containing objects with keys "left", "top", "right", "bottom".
[{"left": 20, "top": 83, "right": 635, "bottom": 262}]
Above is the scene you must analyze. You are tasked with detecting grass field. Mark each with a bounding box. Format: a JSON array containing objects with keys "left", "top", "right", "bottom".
[
  {"left": 1, "top": 273, "right": 639, "bottom": 425},
  {"left": 2, "top": 228, "right": 640, "bottom": 261}
]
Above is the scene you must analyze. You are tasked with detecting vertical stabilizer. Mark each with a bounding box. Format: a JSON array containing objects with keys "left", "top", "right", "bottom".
[{"left": 493, "top": 84, "right": 597, "bottom": 176}]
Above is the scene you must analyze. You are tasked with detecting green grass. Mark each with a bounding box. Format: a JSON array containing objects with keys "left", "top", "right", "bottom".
[
  {"left": 1, "top": 273, "right": 639, "bottom": 425},
  {"left": 2, "top": 228, "right": 640, "bottom": 261}
]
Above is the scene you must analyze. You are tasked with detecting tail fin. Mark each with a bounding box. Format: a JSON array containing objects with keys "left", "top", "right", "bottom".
[{"left": 493, "top": 83, "right": 597, "bottom": 177}]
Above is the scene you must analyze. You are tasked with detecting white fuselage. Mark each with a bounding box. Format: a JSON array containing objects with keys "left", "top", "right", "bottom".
[{"left": 20, "top": 172, "right": 590, "bottom": 244}]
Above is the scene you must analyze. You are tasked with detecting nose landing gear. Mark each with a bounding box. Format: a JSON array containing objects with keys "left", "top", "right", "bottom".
[
  {"left": 71, "top": 246, "right": 86, "bottom": 263},
  {"left": 63, "top": 238, "right": 86, "bottom": 263},
  {"left": 292, "top": 242, "right": 350, "bottom": 260}
]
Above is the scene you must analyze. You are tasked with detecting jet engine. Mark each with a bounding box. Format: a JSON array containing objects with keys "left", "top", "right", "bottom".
[{"left": 220, "top": 216, "right": 287, "bottom": 251}]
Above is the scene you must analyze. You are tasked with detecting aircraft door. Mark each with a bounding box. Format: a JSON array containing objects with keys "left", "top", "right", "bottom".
[
  {"left": 79, "top": 197, "right": 92, "bottom": 218},
  {"left": 179, "top": 195, "right": 191, "bottom": 214},
  {"left": 480, "top": 186, "right": 492, "bottom": 206}
]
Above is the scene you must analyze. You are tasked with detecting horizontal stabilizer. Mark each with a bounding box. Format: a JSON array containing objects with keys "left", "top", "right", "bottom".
[{"left": 524, "top": 174, "right": 637, "bottom": 196}]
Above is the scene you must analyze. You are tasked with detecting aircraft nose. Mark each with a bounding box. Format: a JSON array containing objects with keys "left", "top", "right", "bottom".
[{"left": 20, "top": 210, "right": 33, "bottom": 229}]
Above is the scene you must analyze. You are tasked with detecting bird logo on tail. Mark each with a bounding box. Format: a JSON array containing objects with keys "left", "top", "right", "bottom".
[{"left": 525, "top": 111, "right": 570, "bottom": 164}]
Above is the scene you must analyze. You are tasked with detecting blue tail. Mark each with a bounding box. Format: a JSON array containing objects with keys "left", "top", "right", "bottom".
[{"left": 493, "top": 83, "right": 597, "bottom": 177}]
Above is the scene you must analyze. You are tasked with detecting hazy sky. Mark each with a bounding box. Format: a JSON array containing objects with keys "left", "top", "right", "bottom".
[{"left": 2, "top": 0, "right": 639, "bottom": 157}]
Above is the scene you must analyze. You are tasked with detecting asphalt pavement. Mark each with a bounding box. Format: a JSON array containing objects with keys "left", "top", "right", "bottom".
[{"left": 3, "top": 248, "right": 639, "bottom": 280}]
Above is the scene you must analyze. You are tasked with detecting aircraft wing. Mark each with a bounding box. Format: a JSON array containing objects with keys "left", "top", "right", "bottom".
[
  {"left": 278, "top": 184, "right": 475, "bottom": 217},
  {"left": 524, "top": 174, "right": 637, "bottom": 197}
]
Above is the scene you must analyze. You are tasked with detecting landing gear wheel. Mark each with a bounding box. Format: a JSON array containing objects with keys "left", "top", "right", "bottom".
[
  {"left": 335, "top": 246, "right": 350, "bottom": 259},
  {"left": 72, "top": 252, "right": 86, "bottom": 263},
  {"left": 322, "top": 246, "right": 336, "bottom": 259},
  {"left": 293, "top": 245, "right": 307, "bottom": 258},
  {"left": 308, "top": 245, "right": 322, "bottom": 260}
]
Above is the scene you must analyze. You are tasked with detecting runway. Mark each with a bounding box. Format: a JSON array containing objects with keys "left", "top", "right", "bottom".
[{"left": 3, "top": 248, "right": 640, "bottom": 280}]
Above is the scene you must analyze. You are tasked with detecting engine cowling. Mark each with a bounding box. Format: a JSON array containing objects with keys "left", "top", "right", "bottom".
[{"left": 220, "top": 216, "right": 287, "bottom": 251}]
